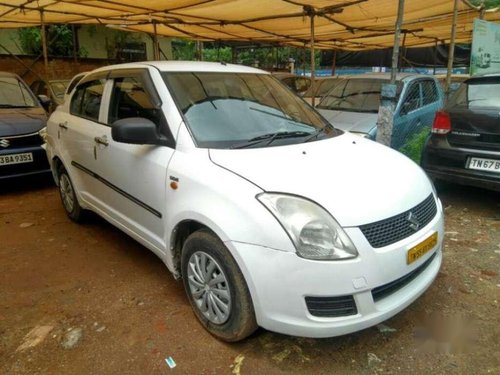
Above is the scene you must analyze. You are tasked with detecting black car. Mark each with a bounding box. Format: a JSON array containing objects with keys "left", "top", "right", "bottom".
[
  {"left": 0, "top": 72, "right": 51, "bottom": 180},
  {"left": 421, "top": 74, "right": 500, "bottom": 192}
]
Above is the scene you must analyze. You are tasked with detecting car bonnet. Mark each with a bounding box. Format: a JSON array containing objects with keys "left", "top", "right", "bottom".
[
  {"left": 0, "top": 107, "right": 47, "bottom": 137},
  {"left": 209, "top": 133, "right": 432, "bottom": 227}
]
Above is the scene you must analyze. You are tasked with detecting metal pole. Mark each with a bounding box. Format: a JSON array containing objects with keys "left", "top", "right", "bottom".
[
  {"left": 390, "top": 0, "right": 405, "bottom": 84},
  {"left": 445, "top": 0, "right": 459, "bottom": 95},
  {"left": 196, "top": 41, "right": 203, "bottom": 61},
  {"left": 40, "top": 10, "right": 49, "bottom": 79},
  {"left": 153, "top": 22, "right": 160, "bottom": 60},
  {"left": 399, "top": 32, "right": 407, "bottom": 72},
  {"left": 310, "top": 13, "right": 316, "bottom": 106},
  {"left": 376, "top": 0, "right": 405, "bottom": 147},
  {"left": 71, "top": 25, "right": 79, "bottom": 69},
  {"left": 433, "top": 39, "right": 438, "bottom": 75},
  {"left": 479, "top": 0, "right": 486, "bottom": 19},
  {"left": 331, "top": 49, "right": 337, "bottom": 76}
]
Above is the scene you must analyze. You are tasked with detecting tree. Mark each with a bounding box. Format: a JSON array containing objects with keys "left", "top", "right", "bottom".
[{"left": 18, "top": 25, "right": 77, "bottom": 56}]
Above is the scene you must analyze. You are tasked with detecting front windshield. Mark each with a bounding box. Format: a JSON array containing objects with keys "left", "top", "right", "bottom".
[
  {"left": 0, "top": 77, "right": 38, "bottom": 108},
  {"left": 317, "top": 78, "right": 388, "bottom": 113},
  {"left": 304, "top": 78, "right": 342, "bottom": 98},
  {"left": 162, "top": 72, "right": 335, "bottom": 149}
]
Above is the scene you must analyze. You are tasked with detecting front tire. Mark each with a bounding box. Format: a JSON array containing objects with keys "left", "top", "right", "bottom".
[
  {"left": 181, "top": 230, "right": 257, "bottom": 342},
  {"left": 58, "top": 166, "right": 84, "bottom": 222}
]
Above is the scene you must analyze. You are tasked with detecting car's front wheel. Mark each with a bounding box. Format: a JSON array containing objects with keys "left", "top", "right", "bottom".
[
  {"left": 58, "top": 166, "right": 84, "bottom": 222},
  {"left": 181, "top": 229, "right": 257, "bottom": 342}
]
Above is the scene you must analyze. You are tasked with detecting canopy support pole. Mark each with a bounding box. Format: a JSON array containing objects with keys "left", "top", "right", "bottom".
[
  {"left": 309, "top": 12, "right": 316, "bottom": 106},
  {"left": 399, "top": 32, "right": 407, "bottom": 72},
  {"left": 71, "top": 25, "right": 79, "bottom": 70},
  {"left": 433, "top": 39, "right": 438, "bottom": 75},
  {"left": 152, "top": 21, "right": 160, "bottom": 60},
  {"left": 40, "top": 10, "right": 49, "bottom": 79},
  {"left": 445, "top": 0, "right": 459, "bottom": 95},
  {"left": 331, "top": 49, "right": 337, "bottom": 76},
  {"left": 196, "top": 41, "right": 203, "bottom": 61},
  {"left": 376, "top": 0, "right": 405, "bottom": 146},
  {"left": 479, "top": 1, "right": 486, "bottom": 19}
]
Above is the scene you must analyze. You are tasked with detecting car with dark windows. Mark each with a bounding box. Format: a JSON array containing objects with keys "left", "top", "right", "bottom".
[
  {"left": 0, "top": 72, "right": 50, "bottom": 180},
  {"left": 45, "top": 62, "right": 443, "bottom": 342},
  {"left": 421, "top": 74, "right": 500, "bottom": 192}
]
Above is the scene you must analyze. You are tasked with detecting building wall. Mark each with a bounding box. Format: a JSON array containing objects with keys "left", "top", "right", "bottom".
[
  {"left": 77, "top": 26, "right": 173, "bottom": 60},
  {"left": 0, "top": 25, "right": 173, "bottom": 60},
  {"left": 0, "top": 55, "right": 115, "bottom": 84},
  {"left": 0, "top": 29, "right": 24, "bottom": 55}
]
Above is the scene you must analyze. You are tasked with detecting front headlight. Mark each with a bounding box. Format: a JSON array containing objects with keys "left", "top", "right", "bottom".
[
  {"left": 38, "top": 127, "right": 47, "bottom": 143},
  {"left": 257, "top": 193, "right": 358, "bottom": 260}
]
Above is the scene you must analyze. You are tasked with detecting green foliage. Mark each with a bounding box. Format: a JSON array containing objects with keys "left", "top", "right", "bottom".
[
  {"left": 470, "top": 0, "right": 500, "bottom": 8},
  {"left": 399, "top": 127, "right": 431, "bottom": 164},
  {"left": 171, "top": 39, "right": 321, "bottom": 71},
  {"left": 17, "top": 25, "right": 85, "bottom": 57}
]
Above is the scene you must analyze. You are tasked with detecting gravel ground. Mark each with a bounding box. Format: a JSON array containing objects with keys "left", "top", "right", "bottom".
[{"left": 0, "top": 175, "right": 498, "bottom": 375}]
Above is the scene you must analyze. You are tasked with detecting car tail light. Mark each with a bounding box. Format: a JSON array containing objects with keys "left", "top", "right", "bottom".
[{"left": 432, "top": 111, "right": 451, "bottom": 134}]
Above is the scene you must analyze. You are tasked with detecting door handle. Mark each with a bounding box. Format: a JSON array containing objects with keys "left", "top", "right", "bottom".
[
  {"left": 94, "top": 136, "right": 109, "bottom": 146},
  {"left": 58, "top": 122, "right": 68, "bottom": 130}
]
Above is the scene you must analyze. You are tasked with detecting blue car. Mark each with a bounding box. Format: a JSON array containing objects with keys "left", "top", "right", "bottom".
[
  {"left": 316, "top": 73, "right": 444, "bottom": 150},
  {"left": 0, "top": 72, "right": 51, "bottom": 180}
]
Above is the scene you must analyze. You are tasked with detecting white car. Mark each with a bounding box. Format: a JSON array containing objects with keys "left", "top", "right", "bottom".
[{"left": 45, "top": 61, "right": 444, "bottom": 342}]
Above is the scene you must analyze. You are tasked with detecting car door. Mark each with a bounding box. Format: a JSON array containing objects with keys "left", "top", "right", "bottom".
[
  {"left": 393, "top": 81, "right": 423, "bottom": 149},
  {"left": 89, "top": 68, "right": 175, "bottom": 251},
  {"left": 59, "top": 75, "right": 109, "bottom": 206}
]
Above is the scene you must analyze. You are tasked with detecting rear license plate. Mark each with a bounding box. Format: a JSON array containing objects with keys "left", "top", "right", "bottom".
[
  {"left": 0, "top": 152, "right": 34, "bottom": 166},
  {"left": 467, "top": 157, "right": 500, "bottom": 173},
  {"left": 407, "top": 232, "right": 438, "bottom": 265}
]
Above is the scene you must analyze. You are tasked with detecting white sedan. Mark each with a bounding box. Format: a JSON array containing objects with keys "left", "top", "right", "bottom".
[{"left": 45, "top": 61, "right": 443, "bottom": 341}]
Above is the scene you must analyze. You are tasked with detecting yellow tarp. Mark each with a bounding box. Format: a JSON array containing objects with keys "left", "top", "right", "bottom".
[{"left": 0, "top": 0, "right": 498, "bottom": 50}]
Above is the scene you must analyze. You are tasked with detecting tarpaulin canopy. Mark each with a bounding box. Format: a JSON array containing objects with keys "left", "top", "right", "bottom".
[{"left": 0, "top": 1, "right": 499, "bottom": 50}]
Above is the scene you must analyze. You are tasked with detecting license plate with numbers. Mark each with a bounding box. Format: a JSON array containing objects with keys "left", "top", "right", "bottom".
[
  {"left": 0, "top": 152, "right": 34, "bottom": 166},
  {"left": 467, "top": 157, "right": 500, "bottom": 173}
]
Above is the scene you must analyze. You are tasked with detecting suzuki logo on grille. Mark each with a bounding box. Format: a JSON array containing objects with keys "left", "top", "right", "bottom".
[
  {"left": 0, "top": 139, "right": 10, "bottom": 148},
  {"left": 407, "top": 212, "right": 420, "bottom": 231}
]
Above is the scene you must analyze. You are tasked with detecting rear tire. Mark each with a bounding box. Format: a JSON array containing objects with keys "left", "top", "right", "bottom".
[
  {"left": 181, "top": 229, "right": 257, "bottom": 342},
  {"left": 58, "top": 166, "right": 84, "bottom": 222}
]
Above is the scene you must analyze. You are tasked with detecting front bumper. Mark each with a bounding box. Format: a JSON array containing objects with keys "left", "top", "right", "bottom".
[
  {"left": 227, "top": 200, "right": 444, "bottom": 338},
  {"left": 0, "top": 145, "right": 51, "bottom": 180},
  {"left": 422, "top": 136, "right": 500, "bottom": 192}
]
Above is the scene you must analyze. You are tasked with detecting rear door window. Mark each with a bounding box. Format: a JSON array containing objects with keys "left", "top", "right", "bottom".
[
  {"left": 401, "top": 82, "right": 421, "bottom": 113},
  {"left": 70, "top": 79, "right": 105, "bottom": 122}
]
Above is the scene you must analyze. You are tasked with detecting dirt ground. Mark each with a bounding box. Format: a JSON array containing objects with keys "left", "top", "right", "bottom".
[{"left": 0, "top": 175, "right": 498, "bottom": 375}]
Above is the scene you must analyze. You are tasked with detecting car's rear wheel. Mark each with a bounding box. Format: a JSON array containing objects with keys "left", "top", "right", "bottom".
[
  {"left": 58, "top": 166, "right": 84, "bottom": 222},
  {"left": 181, "top": 229, "right": 257, "bottom": 342}
]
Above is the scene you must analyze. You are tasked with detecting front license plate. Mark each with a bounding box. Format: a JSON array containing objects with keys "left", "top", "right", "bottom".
[
  {"left": 467, "top": 157, "right": 500, "bottom": 173},
  {"left": 0, "top": 152, "right": 34, "bottom": 166},
  {"left": 407, "top": 232, "right": 438, "bottom": 265}
]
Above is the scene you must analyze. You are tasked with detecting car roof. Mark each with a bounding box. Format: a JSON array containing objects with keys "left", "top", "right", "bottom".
[
  {"left": 0, "top": 71, "right": 22, "bottom": 79},
  {"left": 89, "top": 61, "right": 269, "bottom": 75}
]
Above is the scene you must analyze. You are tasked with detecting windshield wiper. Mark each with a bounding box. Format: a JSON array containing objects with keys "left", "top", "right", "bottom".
[
  {"left": 230, "top": 131, "right": 312, "bottom": 149},
  {"left": 303, "top": 127, "right": 329, "bottom": 142}
]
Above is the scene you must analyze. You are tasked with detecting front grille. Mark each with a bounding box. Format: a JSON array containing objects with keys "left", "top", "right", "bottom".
[
  {"left": 0, "top": 132, "right": 43, "bottom": 148},
  {"left": 372, "top": 252, "right": 437, "bottom": 302},
  {"left": 305, "top": 295, "right": 357, "bottom": 317},
  {"left": 360, "top": 194, "right": 437, "bottom": 248}
]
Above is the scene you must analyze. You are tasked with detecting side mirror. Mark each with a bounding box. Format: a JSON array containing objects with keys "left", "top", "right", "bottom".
[
  {"left": 111, "top": 117, "right": 161, "bottom": 145},
  {"left": 38, "top": 94, "right": 51, "bottom": 111}
]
